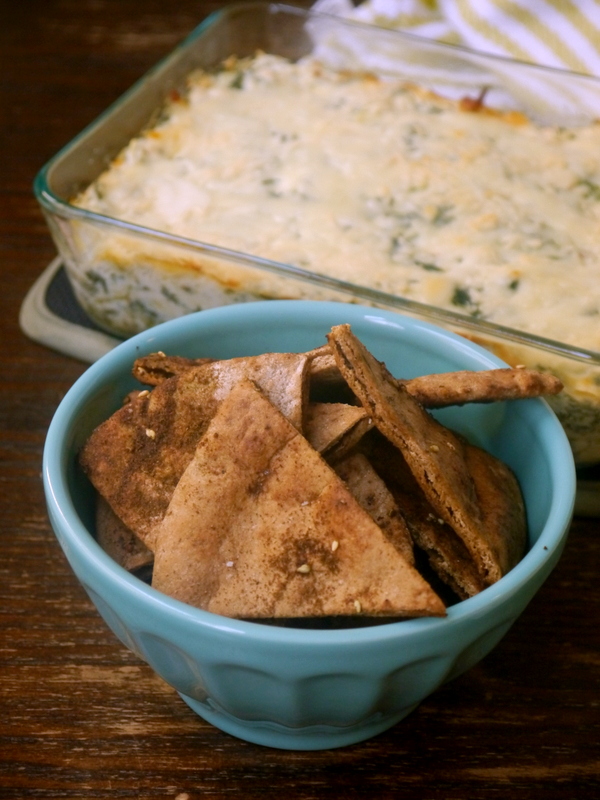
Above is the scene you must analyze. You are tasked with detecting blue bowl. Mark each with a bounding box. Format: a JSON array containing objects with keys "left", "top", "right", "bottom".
[{"left": 43, "top": 301, "right": 575, "bottom": 749}]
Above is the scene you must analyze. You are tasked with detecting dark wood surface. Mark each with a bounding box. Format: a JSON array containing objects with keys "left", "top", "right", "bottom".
[{"left": 1, "top": 1, "right": 599, "bottom": 797}]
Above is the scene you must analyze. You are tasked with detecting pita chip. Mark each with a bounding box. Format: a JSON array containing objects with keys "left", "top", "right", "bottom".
[
  {"left": 464, "top": 440, "right": 527, "bottom": 575},
  {"left": 306, "top": 345, "right": 356, "bottom": 403},
  {"left": 367, "top": 433, "right": 487, "bottom": 599},
  {"left": 132, "top": 353, "right": 214, "bottom": 386},
  {"left": 131, "top": 349, "right": 562, "bottom": 405},
  {"left": 305, "top": 343, "right": 561, "bottom": 409},
  {"left": 304, "top": 402, "right": 373, "bottom": 459},
  {"left": 151, "top": 379, "right": 445, "bottom": 620},
  {"left": 79, "top": 351, "right": 310, "bottom": 550},
  {"left": 327, "top": 324, "right": 524, "bottom": 586},
  {"left": 399, "top": 368, "right": 562, "bottom": 408},
  {"left": 95, "top": 496, "right": 153, "bottom": 573},
  {"left": 333, "top": 451, "right": 415, "bottom": 566}
]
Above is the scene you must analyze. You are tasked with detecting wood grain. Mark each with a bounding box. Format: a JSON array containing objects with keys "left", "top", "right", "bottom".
[{"left": 1, "top": 1, "right": 599, "bottom": 797}]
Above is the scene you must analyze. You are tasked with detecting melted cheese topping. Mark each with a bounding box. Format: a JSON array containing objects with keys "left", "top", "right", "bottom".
[{"left": 75, "top": 53, "right": 600, "bottom": 353}]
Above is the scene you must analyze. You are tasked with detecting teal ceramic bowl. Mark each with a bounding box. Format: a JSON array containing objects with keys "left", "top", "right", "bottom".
[{"left": 43, "top": 301, "right": 575, "bottom": 750}]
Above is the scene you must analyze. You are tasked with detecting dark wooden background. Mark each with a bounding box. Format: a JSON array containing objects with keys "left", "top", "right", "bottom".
[{"left": 1, "top": 1, "right": 599, "bottom": 797}]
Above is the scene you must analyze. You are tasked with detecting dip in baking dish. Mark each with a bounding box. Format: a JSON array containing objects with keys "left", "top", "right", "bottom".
[{"left": 69, "top": 52, "right": 600, "bottom": 462}]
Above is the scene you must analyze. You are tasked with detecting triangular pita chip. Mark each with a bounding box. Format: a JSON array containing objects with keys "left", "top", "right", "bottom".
[
  {"left": 151, "top": 379, "right": 445, "bottom": 619},
  {"left": 132, "top": 353, "right": 214, "bottom": 386},
  {"left": 132, "top": 348, "right": 562, "bottom": 406},
  {"left": 327, "top": 324, "right": 523, "bottom": 585},
  {"left": 463, "top": 439, "right": 527, "bottom": 573},
  {"left": 333, "top": 451, "right": 415, "bottom": 566},
  {"left": 95, "top": 496, "right": 154, "bottom": 573},
  {"left": 79, "top": 351, "right": 310, "bottom": 549},
  {"left": 365, "top": 432, "right": 486, "bottom": 599},
  {"left": 307, "top": 345, "right": 356, "bottom": 403},
  {"left": 304, "top": 402, "right": 373, "bottom": 459},
  {"left": 306, "top": 344, "right": 561, "bottom": 408}
]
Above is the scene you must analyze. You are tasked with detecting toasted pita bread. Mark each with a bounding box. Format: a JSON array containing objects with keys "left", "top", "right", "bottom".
[
  {"left": 79, "top": 351, "right": 310, "bottom": 550},
  {"left": 135, "top": 347, "right": 562, "bottom": 406},
  {"left": 333, "top": 451, "right": 415, "bottom": 566},
  {"left": 463, "top": 438, "right": 527, "bottom": 573},
  {"left": 306, "top": 344, "right": 561, "bottom": 407},
  {"left": 132, "top": 353, "right": 214, "bottom": 386},
  {"left": 151, "top": 379, "right": 445, "bottom": 619},
  {"left": 306, "top": 346, "right": 355, "bottom": 403},
  {"left": 399, "top": 368, "right": 562, "bottom": 408},
  {"left": 365, "top": 433, "right": 487, "bottom": 599},
  {"left": 327, "top": 324, "right": 522, "bottom": 585},
  {"left": 304, "top": 402, "right": 373, "bottom": 460},
  {"left": 95, "top": 496, "right": 154, "bottom": 573}
]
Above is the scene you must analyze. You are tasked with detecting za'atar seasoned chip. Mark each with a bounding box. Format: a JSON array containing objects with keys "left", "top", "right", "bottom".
[
  {"left": 304, "top": 401, "right": 373, "bottom": 459},
  {"left": 151, "top": 379, "right": 445, "bottom": 619},
  {"left": 80, "top": 351, "right": 311, "bottom": 549},
  {"left": 81, "top": 323, "right": 560, "bottom": 622},
  {"left": 326, "top": 324, "right": 527, "bottom": 587},
  {"left": 333, "top": 451, "right": 415, "bottom": 567}
]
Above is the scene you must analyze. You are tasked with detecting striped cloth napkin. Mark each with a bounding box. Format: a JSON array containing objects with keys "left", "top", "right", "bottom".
[{"left": 313, "top": 0, "right": 600, "bottom": 76}]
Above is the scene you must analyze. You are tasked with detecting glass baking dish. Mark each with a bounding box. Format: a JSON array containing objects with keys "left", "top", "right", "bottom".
[{"left": 34, "top": 1, "right": 600, "bottom": 465}]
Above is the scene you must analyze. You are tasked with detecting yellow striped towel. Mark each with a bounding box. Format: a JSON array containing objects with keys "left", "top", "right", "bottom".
[{"left": 313, "top": 0, "right": 600, "bottom": 76}]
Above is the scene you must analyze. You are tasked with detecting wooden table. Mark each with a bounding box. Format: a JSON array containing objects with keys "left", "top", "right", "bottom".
[{"left": 1, "top": 1, "right": 599, "bottom": 797}]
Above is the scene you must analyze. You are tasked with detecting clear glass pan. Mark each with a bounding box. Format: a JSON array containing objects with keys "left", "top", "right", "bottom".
[{"left": 34, "top": 2, "right": 600, "bottom": 464}]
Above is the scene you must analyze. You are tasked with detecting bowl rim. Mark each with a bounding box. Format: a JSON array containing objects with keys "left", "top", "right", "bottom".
[{"left": 43, "top": 300, "right": 576, "bottom": 646}]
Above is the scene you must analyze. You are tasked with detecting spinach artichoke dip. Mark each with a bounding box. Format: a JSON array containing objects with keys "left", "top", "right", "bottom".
[{"left": 71, "top": 53, "right": 600, "bottom": 463}]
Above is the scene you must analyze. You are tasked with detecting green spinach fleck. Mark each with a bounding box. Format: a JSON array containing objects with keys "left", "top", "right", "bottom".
[
  {"left": 229, "top": 71, "right": 244, "bottom": 90},
  {"left": 577, "top": 178, "right": 600, "bottom": 201},
  {"left": 415, "top": 259, "right": 443, "bottom": 272},
  {"left": 432, "top": 205, "right": 454, "bottom": 226},
  {"left": 452, "top": 286, "right": 472, "bottom": 307}
]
